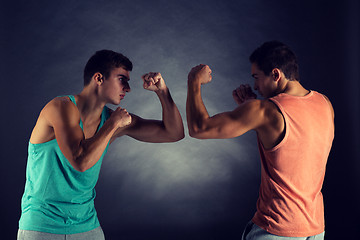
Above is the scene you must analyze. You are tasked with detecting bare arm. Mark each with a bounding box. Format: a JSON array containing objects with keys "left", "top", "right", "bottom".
[
  {"left": 186, "top": 64, "right": 266, "bottom": 139},
  {"left": 111, "top": 72, "right": 184, "bottom": 143},
  {"left": 43, "top": 98, "right": 131, "bottom": 172}
]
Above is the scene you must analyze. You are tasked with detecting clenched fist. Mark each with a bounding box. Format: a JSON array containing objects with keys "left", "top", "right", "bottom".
[
  {"left": 188, "top": 64, "right": 212, "bottom": 85},
  {"left": 232, "top": 84, "right": 257, "bottom": 105},
  {"left": 142, "top": 72, "right": 167, "bottom": 92},
  {"left": 111, "top": 107, "right": 132, "bottom": 128}
]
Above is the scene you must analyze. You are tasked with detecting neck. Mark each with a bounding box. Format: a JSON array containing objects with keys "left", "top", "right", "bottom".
[
  {"left": 75, "top": 86, "right": 105, "bottom": 123},
  {"left": 278, "top": 79, "right": 309, "bottom": 97}
]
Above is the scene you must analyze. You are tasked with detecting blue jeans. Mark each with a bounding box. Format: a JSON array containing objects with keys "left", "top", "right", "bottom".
[
  {"left": 242, "top": 221, "right": 325, "bottom": 240},
  {"left": 17, "top": 226, "right": 105, "bottom": 240}
]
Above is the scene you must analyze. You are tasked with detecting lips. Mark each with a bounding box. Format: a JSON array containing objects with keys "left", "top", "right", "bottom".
[{"left": 120, "top": 94, "right": 125, "bottom": 99}]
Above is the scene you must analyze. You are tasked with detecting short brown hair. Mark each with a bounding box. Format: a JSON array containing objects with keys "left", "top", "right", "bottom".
[{"left": 83, "top": 50, "right": 133, "bottom": 86}]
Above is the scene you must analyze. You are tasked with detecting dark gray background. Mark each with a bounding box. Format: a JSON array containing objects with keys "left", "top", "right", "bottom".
[{"left": 1, "top": 0, "right": 359, "bottom": 239}]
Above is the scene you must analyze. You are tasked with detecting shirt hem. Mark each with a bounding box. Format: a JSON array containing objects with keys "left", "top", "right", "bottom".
[
  {"left": 252, "top": 217, "right": 325, "bottom": 238},
  {"left": 19, "top": 223, "right": 100, "bottom": 235}
]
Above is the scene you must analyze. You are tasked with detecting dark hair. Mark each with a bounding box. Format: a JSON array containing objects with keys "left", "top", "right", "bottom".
[
  {"left": 249, "top": 41, "right": 300, "bottom": 81},
  {"left": 83, "top": 50, "right": 133, "bottom": 86}
]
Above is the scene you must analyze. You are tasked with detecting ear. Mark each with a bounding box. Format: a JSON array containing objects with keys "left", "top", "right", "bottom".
[
  {"left": 272, "top": 68, "right": 281, "bottom": 82},
  {"left": 93, "top": 72, "right": 104, "bottom": 86}
]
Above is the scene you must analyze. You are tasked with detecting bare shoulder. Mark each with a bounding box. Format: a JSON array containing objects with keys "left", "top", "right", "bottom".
[
  {"left": 232, "top": 99, "right": 275, "bottom": 117},
  {"left": 232, "top": 99, "right": 262, "bottom": 114},
  {"left": 44, "top": 96, "right": 76, "bottom": 111},
  {"left": 230, "top": 99, "right": 277, "bottom": 131},
  {"left": 30, "top": 97, "right": 79, "bottom": 143},
  {"left": 42, "top": 96, "right": 79, "bottom": 122},
  {"left": 34, "top": 97, "right": 79, "bottom": 134}
]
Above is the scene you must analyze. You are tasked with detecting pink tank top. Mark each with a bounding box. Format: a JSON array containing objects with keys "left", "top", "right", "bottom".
[{"left": 252, "top": 91, "right": 334, "bottom": 237}]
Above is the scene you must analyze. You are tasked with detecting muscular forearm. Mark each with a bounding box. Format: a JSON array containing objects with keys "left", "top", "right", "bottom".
[
  {"left": 72, "top": 119, "right": 118, "bottom": 172},
  {"left": 186, "top": 79, "right": 210, "bottom": 137},
  {"left": 48, "top": 97, "right": 131, "bottom": 172},
  {"left": 156, "top": 87, "right": 184, "bottom": 141}
]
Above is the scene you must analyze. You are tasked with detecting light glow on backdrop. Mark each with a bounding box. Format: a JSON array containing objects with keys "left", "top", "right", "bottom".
[{"left": 98, "top": 63, "right": 261, "bottom": 229}]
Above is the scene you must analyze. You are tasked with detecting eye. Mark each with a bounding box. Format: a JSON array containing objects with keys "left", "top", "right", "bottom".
[{"left": 120, "top": 78, "right": 129, "bottom": 85}]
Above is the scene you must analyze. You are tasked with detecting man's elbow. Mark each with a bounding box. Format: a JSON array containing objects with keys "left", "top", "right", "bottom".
[
  {"left": 168, "top": 131, "right": 185, "bottom": 142},
  {"left": 71, "top": 149, "right": 90, "bottom": 172},
  {"left": 188, "top": 127, "right": 207, "bottom": 139},
  {"left": 178, "top": 131, "right": 185, "bottom": 141},
  {"left": 187, "top": 118, "right": 212, "bottom": 139},
  {"left": 188, "top": 128, "right": 196, "bottom": 138},
  {"left": 69, "top": 159, "right": 89, "bottom": 172},
  {"left": 75, "top": 165, "right": 88, "bottom": 172},
  {"left": 165, "top": 124, "right": 185, "bottom": 142}
]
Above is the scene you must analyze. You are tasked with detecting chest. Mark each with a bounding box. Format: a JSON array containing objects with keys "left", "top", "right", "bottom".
[{"left": 82, "top": 120, "right": 101, "bottom": 139}]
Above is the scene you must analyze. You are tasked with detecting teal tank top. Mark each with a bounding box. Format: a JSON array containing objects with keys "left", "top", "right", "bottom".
[{"left": 19, "top": 95, "right": 111, "bottom": 234}]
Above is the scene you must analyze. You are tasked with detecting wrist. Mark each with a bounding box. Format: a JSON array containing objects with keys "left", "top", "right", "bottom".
[
  {"left": 108, "top": 117, "right": 120, "bottom": 130},
  {"left": 155, "top": 86, "right": 169, "bottom": 95},
  {"left": 188, "top": 78, "right": 201, "bottom": 91}
]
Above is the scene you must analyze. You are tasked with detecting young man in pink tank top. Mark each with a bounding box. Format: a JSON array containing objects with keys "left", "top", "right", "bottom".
[{"left": 186, "top": 41, "right": 334, "bottom": 239}]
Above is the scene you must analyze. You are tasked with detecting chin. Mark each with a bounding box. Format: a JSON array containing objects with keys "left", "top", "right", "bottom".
[{"left": 111, "top": 99, "right": 121, "bottom": 105}]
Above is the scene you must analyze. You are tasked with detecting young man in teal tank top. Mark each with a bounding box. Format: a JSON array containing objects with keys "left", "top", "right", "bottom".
[
  {"left": 186, "top": 41, "right": 334, "bottom": 239},
  {"left": 18, "top": 50, "right": 184, "bottom": 239}
]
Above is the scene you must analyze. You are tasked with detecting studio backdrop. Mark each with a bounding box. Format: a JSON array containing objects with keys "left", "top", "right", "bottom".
[{"left": 1, "top": 0, "right": 359, "bottom": 239}]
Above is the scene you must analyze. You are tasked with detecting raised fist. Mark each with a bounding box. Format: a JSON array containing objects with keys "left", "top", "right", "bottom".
[
  {"left": 232, "top": 84, "right": 257, "bottom": 105},
  {"left": 188, "top": 64, "right": 212, "bottom": 85},
  {"left": 112, "top": 107, "right": 132, "bottom": 128},
  {"left": 142, "top": 72, "right": 166, "bottom": 92}
]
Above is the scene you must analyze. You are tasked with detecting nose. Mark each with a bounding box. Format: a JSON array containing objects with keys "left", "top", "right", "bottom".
[
  {"left": 253, "top": 80, "right": 258, "bottom": 91},
  {"left": 123, "top": 82, "right": 131, "bottom": 92}
]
